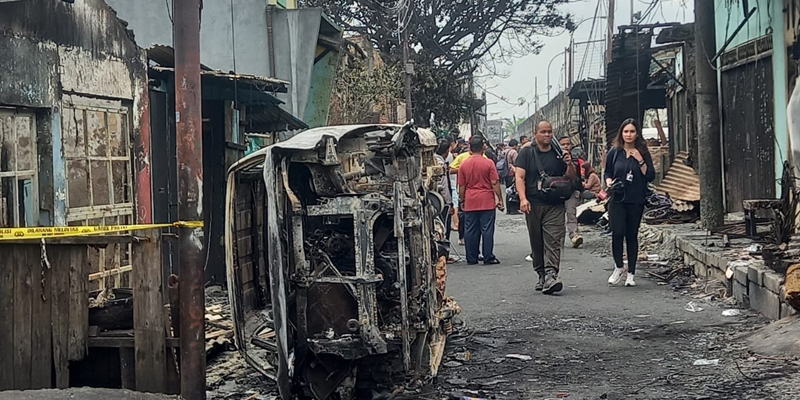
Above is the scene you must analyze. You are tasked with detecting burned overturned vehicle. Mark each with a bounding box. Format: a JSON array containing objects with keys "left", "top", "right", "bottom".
[{"left": 225, "top": 124, "right": 459, "bottom": 399}]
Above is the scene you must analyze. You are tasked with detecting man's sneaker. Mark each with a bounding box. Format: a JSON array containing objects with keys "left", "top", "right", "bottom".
[
  {"left": 625, "top": 273, "right": 636, "bottom": 287},
  {"left": 572, "top": 235, "right": 584, "bottom": 248},
  {"left": 542, "top": 273, "right": 563, "bottom": 295},
  {"left": 608, "top": 268, "right": 624, "bottom": 285},
  {"left": 534, "top": 275, "right": 545, "bottom": 291},
  {"left": 525, "top": 254, "right": 533, "bottom": 262}
]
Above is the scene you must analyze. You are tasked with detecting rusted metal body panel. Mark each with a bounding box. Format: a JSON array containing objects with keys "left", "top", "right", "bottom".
[{"left": 225, "top": 124, "right": 457, "bottom": 399}]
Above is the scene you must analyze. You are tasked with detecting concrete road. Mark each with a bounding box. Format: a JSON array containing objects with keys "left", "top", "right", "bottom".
[{"left": 436, "top": 212, "right": 800, "bottom": 400}]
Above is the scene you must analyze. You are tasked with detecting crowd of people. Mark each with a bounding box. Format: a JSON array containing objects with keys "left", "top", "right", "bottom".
[{"left": 433, "top": 118, "right": 655, "bottom": 295}]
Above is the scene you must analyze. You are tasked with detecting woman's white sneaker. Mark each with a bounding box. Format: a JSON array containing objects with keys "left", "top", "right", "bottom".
[
  {"left": 525, "top": 254, "right": 533, "bottom": 262},
  {"left": 625, "top": 273, "right": 636, "bottom": 287},
  {"left": 608, "top": 268, "right": 624, "bottom": 285}
]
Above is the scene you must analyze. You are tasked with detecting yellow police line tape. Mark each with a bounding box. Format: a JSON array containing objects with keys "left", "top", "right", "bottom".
[{"left": 0, "top": 221, "right": 204, "bottom": 241}]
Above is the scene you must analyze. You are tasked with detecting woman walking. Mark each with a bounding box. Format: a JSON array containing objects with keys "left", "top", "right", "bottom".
[{"left": 604, "top": 119, "right": 655, "bottom": 287}]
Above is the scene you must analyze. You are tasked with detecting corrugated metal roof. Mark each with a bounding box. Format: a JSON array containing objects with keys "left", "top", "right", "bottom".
[
  {"left": 151, "top": 66, "right": 290, "bottom": 92},
  {"left": 655, "top": 151, "right": 701, "bottom": 202},
  {"left": 148, "top": 45, "right": 290, "bottom": 92}
]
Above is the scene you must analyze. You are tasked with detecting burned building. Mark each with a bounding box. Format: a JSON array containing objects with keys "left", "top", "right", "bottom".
[
  {"left": 0, "top": 0, "right": 163, "bottom": 391},
  {"left": 225, "top": 124, "right": 459, "bottom": 399}
]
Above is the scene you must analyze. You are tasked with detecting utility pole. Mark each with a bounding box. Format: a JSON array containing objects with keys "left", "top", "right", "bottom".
[
  {"left": 630, "top": 0, "right": 635, "bottom": 24},
  {"left": 695, "top": 0, "right": 724, "bottom": 228},
  {"left": 534, "top": 77, "right": 539, "bottom": 120},
  {"left": 606, "top": 0, "right": 615, "bottom": 77},
  {"left": 564, "top": 49, "right": 569, "bottom": 90},
  {"left": 402, "top": 19, "right": 412, "bottom": 121},
  {"left": 568, "top": 36, "right": 574, "bottom": 88},
  {"left": 174, "top": 0, "right": 206, "bottom": 398}
]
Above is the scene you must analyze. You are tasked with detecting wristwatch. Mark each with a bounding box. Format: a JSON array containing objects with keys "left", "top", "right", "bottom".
[{"left": 638, "top": 160, "right": 645, "bottom": 166}]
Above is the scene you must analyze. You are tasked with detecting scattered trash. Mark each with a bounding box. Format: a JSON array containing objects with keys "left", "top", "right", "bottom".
[
  {"left": 444, "top": 361, "right": 463, "bottom": 368},
  {"left": 693, "top": 359, "right": 720, "bottom": 366},
  {"left": 454, "top": 351, "right": 471, "bottom": 361},
  {"left": 684, "top": 302, "right": 704, "bottom": 313},
  {"left": 647, "top": 254, "right": 660, "bottom": 261},
  {"left": 560, "top": 318, "right": 580, "bottom": 323},
  {"left": 628, "top": 328, "right": 646, "bottom": 333},
  {"left": 491, "top": 357, "right": 506, "bottom": 364},
  {"left": 747, "top": 244, "right": 763, "bottom": 253},
  {"left": 635, "top": 314, "right": 651, "bottom": 318},
  {"left": 447, "top": 378, "right": 469, "bottom": 386},
  {"left": 670, "top": 320, "right": 686, "bottom": 324},
  {"left": 557, "top": 393, "right": 570, "bottom": 398},
  {"left": 472, "top": 336, "right": 508, "bottom": 348},
  {"left": 722, "top": 309, "right": 741, "bottom": 317},
  {"left": 478, "top": 379, "right": 509, "bottom": 387},
  {"left": 505, "top": 354, "right": 532, "bottom": 361}
]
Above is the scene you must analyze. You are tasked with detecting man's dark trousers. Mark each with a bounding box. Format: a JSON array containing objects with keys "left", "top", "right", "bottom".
[
  {"left": 458, "top": 208, "right": 466, "bottom": 240},
  {"left": 465, "top": 209, "right": 496, "bottom": 264}
]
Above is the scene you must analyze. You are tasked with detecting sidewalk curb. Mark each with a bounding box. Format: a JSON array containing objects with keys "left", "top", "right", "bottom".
[{"left": 651, "top": 225, "right": 795, "bottom": 321}]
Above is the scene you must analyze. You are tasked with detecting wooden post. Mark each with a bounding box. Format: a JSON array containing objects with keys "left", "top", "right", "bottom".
[
  {"left": 132, "top": 229, "right": 166, "bottom": 392},
  {"left": 50, "top": 246, "right": 72, "bottom": 388}
]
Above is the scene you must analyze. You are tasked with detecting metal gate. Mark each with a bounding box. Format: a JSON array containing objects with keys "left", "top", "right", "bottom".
[{"left": 721, "top": 41, "right": 775, "bottom": 213}]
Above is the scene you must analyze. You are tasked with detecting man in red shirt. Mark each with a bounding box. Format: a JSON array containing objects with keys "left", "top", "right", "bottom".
[{"left": 458, "top": 136, "right": 505, "bottom": 265}]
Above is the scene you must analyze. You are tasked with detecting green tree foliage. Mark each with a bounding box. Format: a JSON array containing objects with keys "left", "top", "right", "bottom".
[{"left": 505, "top": 115, "right": 526, "bottom": 137}]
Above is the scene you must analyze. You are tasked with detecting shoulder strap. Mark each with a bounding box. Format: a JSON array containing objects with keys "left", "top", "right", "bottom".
[{"left": 531, "top": 147, "right": 548, "bottom": 177}]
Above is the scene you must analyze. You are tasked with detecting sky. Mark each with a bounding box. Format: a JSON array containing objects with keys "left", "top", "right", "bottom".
[{"left": 482, "top": 0, "right": 696, "bottom": 124}]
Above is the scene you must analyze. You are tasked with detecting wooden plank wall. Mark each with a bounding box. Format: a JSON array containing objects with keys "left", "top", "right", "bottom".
[
  {"left": 132, "top": 229, "right": 166, "bottom": 393},
  {"left": 0, "top": 244, "right": 88, "bottom": 390}
]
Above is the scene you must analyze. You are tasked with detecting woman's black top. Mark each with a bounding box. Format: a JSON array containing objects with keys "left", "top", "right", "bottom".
[{"left": 603, "top": 147, "right": 655, "bottom": 204}]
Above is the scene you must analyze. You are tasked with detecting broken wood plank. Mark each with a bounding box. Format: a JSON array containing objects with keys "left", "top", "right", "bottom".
[
  {"left": 205, "top": 313, "right": 223, "bottom": 322},
  {"left": 68, "top": 247, "right": 88, "bottom": 361},
  {"left": 30, "top": 245, "right": 53, "bottom": 388},
  {"left": 132, "top": 229, "right": 166, "bottom": 393},
  {"left": 13, "top": 246, "right": 33, "bottom": 389},
  {"left": 206, "top": 330, "right": 234, "bottom": 340},
  {"left": 50, "top": 246, "right": 71, "bottom": 388},
  {"left": 89, "top": 264, "right": 132, "bottom": 281},
  {"left": 0, "top": 246, "right": 15, "bottom": 389}
]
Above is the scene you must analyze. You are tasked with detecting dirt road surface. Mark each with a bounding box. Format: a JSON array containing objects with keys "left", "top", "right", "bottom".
[{"left": 430, "top": 212, "right": 800, "bottom": 400}]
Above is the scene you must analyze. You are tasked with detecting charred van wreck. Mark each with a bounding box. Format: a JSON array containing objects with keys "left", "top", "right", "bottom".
[{"left": 225, "top": 124, "right": 459, "bottom": 399}]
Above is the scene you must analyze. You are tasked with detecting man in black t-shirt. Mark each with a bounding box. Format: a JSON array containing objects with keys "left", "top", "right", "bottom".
[{"left": 514, "top": 120, "right": 577, "bottom": 295}]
